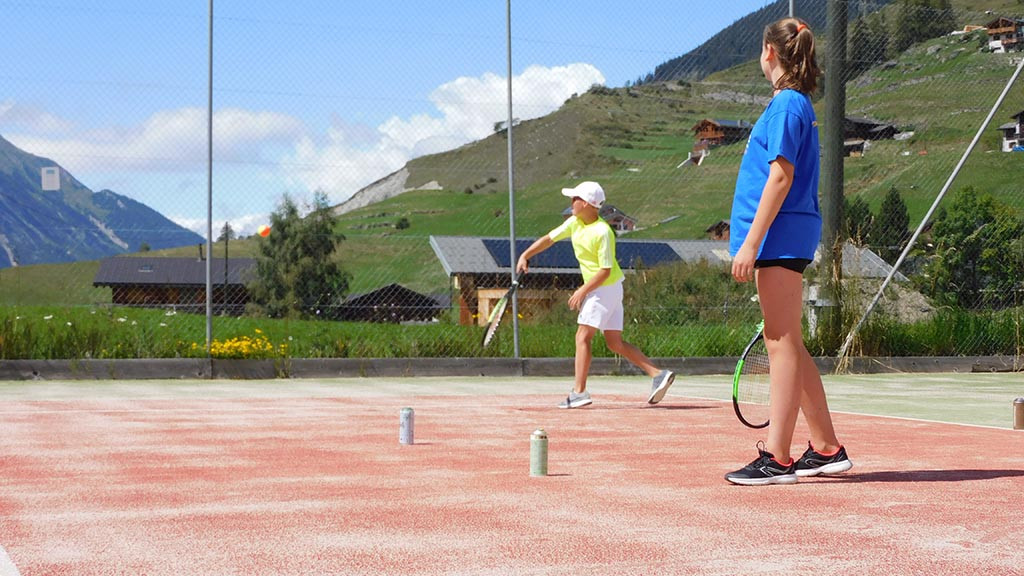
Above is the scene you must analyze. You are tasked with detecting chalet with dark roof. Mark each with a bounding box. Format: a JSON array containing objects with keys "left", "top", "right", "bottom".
[
  {"left": 560, "top": 204, "right": 636, "bottom": 232},
  {"left": 338, "top": 283, "right": 448, "bottom": 323},
  {"left": 705, "top": 220, "right": 729, "bottom": 240},
  {"left": 93, "top": 256, "right": 256, "bottom": 315},
  {"left": 844, "top": 116, "right": 899, "bottom": 141},
  {"left": 429, "top": 236, "right": 904, "bottom": 326},
  {"left": 986, "top": 17, "right": 1024, "bottom": 53},
  {"left": 842, "top": 116, "right": 900, "bottom": 157},
  {"left": 692, "top": 119, "right": 753, "bottom": 148},
  {"left": 998, "top": 110, "right": 1024, "bottom": 152}
]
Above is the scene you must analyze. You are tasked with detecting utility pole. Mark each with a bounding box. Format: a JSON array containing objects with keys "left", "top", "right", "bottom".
[
  {"left": 820, "top": 0, "right": 848, "bottom": 351},
  {"left": 505, "top": 0, "right": 520, "bottom": 358},
  {"left": 205, "top": 0, "right": 214, "bottom": 352}
]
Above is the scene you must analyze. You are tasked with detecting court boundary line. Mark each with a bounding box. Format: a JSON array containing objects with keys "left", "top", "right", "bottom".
[
  {"left": 0, "top": 393, "right": 1013, "bottom": 431},
  {"left": 683, "top": 394, "right": 1015, "bottom": 431},
  {"left": 0, "top": 545, "right": 21, "bottom": 576}
]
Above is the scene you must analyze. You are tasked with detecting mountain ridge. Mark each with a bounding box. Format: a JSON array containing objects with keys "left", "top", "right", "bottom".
[{"left": 0, "top": 134, "right": 204, "bottom": 268}]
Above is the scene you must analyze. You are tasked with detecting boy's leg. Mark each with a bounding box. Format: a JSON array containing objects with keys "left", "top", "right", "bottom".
[
  {"left": 573, "top": 324, "right": 597, "bottom": 393},
  {"left": 604, "top": 331, "right": 674, "bottom": 403},
  {"left": 603, "top": 331, "right": 659, "bottom": 377}
]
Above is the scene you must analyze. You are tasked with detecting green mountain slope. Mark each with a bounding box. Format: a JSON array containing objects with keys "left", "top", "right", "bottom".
[
  {"left": 651, "top": 0, "right": 897, "bottom": 82},
  {"left": 332, "top": 34, "right": 1024, "bottom": 295},
  {"left": 0, "top": 135, "right": 204, "bottom": 268}
]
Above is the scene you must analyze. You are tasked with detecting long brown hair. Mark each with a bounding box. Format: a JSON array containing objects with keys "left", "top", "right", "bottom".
[{"left": 763, "top": 18, "right": 820, "bottom": 94}]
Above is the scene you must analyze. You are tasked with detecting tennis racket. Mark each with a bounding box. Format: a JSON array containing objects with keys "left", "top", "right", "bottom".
[
  {"left": 732, "top": 320, "right": 770, "bottom": 429},
  {"left": 481, "top": 273, "right": 521, "bottom": 348}
]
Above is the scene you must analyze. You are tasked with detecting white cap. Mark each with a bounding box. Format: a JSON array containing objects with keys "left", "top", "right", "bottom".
[{"left": 561, "top": 181, "right": 605, "bottom": 208}]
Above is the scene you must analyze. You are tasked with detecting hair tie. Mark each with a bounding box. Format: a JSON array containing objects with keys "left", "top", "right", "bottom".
[{"left": 796, "top": 23, "right": 808, "bottom": 34}]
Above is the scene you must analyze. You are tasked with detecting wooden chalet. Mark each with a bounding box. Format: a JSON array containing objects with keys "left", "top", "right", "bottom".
[
  {"left": 93, "top": 256, "right": 256, "bottom": 315},
  {"left": 429, "top": 236, "right": 907, "bottom": 326},
  {"left": 844, "top": 139, "right": 867, "bottom": 157},
  {"left": 998, "top": 110, "right": 1024, "bottom": 152},
  {"left": 844, "top": 116, "right": 898, "bottom": 141},
  {"left": 704, "top": 220, "right": 730, "bottom": 241},
  {"left": 986, "top": 17, "right": 1024, "bottom": 53},
  {"left": 692, "top": 119, "right": 753, "bottom": 148},
  {"left": 430, "top": 236, "right": 721, "bottom": 326},
  {"left": 338, "top": 283, "right": 446, "bottom": 323}
]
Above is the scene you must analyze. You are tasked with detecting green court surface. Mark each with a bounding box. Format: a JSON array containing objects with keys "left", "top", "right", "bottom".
[
  {"left": 1, "top": 371, "right": 1020, "bottom": 429},
  {"left": 688, "top": 372, "right": 1024, "bottom": 430}
]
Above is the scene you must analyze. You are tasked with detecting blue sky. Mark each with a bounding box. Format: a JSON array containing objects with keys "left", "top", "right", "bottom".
[{"left": 0, "top": 1, "right": 774, "bottom": 236}]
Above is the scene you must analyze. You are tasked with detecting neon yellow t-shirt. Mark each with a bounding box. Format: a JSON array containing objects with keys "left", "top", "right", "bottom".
[{"left": 548, "top": 216, "right": 624, "bottom": 286}]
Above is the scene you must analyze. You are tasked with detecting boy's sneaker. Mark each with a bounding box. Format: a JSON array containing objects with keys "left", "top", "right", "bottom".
[
  {"left": 794, "top": 441, "right": 853, "bottom": 477},
  {"left": 725, "top": 442, "right": 798, "bottom": 486},
  {"left": 647, "top": 370, "right": 675, "bottom": 404},
  {"left": 558, "top": 390, "right": 592, "bottom": 409}
]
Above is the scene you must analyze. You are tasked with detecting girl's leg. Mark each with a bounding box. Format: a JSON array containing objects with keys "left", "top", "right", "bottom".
[
  {"left": 755, "top": 266, "right": 808, "bottom": 463},
  {"left": 603, "top": 330, "right": 659, "bottom": 378},
  {"left": 798, "top": 345, "right": 841, "bottom": 452},
  {"left": 574, "top": 324, "right": 598, "bottom": 393}
]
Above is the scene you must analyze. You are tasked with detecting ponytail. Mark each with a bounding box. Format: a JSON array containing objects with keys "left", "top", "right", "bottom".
[{"left": 763, "top": 18, "right": 820, "bottom": 94}]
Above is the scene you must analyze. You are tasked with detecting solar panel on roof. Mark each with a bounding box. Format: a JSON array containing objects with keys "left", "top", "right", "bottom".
[
  {"left": 483, "top": 239, "right": 578, "bottom": 269},
  {"left": 618, "top": 242, "right": 680, "bottom": 268},
  {"left": 482, "top": 239, "right": 679, "bottom": 269}
]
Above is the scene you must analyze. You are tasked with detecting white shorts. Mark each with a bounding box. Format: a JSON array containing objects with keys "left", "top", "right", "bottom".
[{"left": 577, "top": 280, "right": 624, "bottom": 332}]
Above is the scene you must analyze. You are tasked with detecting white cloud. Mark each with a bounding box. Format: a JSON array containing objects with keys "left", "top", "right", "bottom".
[
  {"left": 6, "top": 107, "right": 304, "bottom": 173},
  {"left": 176, "top": 213, "right": 269, "bottom": 239},
  {"left": 3, "top": 63, "right": 605, "bottom": 224},
  {"left": 0, "top": 99, "right": 74, "bottom": 133},
  {"left": 286, "top": 63, "right": 605, "bottom": 204}
]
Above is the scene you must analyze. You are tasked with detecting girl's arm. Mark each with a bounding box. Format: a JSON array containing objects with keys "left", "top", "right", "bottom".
[{"left": 732, "top": 157, "right": 795, "bottom": 283}]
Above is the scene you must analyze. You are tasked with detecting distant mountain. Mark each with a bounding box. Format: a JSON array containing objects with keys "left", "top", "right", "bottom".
[
  {"left": 0, "top": 134, "right": 203, "bottom": 268},
  {"left": 651, "top": 0, "right": 898, "bottom": 82}
]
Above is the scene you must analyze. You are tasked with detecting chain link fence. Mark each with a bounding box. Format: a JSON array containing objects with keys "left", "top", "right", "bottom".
[{"left": 1, "top": 0, "right": 1022, "bottom": 366}]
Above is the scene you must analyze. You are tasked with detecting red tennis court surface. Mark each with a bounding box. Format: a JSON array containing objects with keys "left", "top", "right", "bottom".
[{"left": 1, "top": 376, "right": 1022, "bottom": 575}]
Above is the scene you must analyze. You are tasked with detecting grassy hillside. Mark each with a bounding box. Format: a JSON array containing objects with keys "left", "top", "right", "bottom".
[
  {"left": 4, "top": 2, "right": 1024, "bottom": 305},
  {"left": 328, "top": 42, "right": 1024, "bottom": 296},
  {"left": 843, "top": 31, "right": 1024, "bottom": 215}
]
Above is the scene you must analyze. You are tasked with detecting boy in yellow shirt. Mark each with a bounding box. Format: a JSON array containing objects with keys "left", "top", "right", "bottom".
[{"left": 517, "top": 181, "right": 675, "bottom": 408}]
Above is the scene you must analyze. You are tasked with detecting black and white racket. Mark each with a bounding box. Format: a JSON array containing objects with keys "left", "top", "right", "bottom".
[{"left": 481, "top": 273, "right": 521, "bottom": 348}]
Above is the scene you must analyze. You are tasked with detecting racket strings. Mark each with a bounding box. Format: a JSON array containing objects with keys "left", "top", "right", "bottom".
[
  {"left": 482, "top": 297, "right": 510, "bottom": 347},
  {"left": 738, "top": 349, "right": 770, "bottom": 405},
  {"left": 734, "top": 338, "right": 771, "bottom": 428}
]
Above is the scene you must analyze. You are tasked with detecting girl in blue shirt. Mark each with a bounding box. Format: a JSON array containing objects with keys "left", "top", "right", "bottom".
[{"left": 726, "top": 18, "right": 853, "bottom": 485}]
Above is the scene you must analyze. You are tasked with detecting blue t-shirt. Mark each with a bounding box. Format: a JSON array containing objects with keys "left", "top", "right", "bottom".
[{"left": 729, "top": 89, "right": 821, "bottom": 260}]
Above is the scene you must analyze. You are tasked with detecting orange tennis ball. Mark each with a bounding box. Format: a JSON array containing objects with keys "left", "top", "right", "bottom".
[{"left": 258, "top": 224, "right": 271, "bottom": 237}]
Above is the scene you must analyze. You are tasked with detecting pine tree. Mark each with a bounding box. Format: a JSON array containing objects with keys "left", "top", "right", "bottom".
[
  {"left": 871, "top": 186, "right": 910, "bottom": 264},
  {"left": 844, "top": 195, "right": 874, "bottom": 244},
  {"left": 217, "top": 222, "right": 234, "bottom": 242}
]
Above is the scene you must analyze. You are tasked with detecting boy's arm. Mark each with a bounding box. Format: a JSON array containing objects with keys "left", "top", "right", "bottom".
[
  {"left": 516, "top": 235, "right": 553, "bottom": 275},
  {"left": 568, "top": 267, "right": 610, "bottom": 311}
]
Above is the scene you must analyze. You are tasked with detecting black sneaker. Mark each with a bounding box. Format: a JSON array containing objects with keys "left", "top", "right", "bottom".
[
  {"left": 794, "top": 441, "right": 853, "bottom": 477},
  {"left": 725, "top": 442, "right": 798, "bottom": 486}
]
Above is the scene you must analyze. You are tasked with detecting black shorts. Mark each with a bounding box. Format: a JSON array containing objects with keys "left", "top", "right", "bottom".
[{"left": 754, "top": 258, "right": 812, "bottom": 274}]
